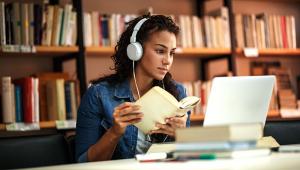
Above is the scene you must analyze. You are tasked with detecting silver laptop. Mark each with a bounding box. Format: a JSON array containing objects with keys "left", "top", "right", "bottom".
[{"left": 203, "top": 76, "right": 275, "bottom": 127}]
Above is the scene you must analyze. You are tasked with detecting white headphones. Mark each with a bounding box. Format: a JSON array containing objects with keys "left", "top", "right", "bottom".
[{"left": 127, "top": 18, "right": 148, "bottom": 61}]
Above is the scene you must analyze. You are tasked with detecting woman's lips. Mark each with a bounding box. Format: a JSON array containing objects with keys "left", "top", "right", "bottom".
[{"left": 158, "top": 67, "right": 168, "bottom": 71}]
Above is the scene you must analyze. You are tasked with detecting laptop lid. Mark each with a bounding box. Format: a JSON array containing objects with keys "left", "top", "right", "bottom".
[{"left": 203, "top": 76, "right": 275, "bottom": 127}]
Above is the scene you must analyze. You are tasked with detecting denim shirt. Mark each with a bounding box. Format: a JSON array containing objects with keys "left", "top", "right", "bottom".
[{"left": 75, "top": 79, "right": 190, "bottom": 162}]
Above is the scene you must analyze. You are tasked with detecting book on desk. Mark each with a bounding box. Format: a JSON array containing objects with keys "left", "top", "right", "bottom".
[{"left": 136, "top": 123, "right": 275, "bottom": 161}]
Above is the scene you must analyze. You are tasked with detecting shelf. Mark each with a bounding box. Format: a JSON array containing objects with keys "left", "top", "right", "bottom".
[
  {"left": 85, "top": 46, "right": 231, "bottom": 58},
  {"left": 175, "top": 48, "right": 231, "bottom": 57},
  {"left": 0, "top": 46, "right": 79, "bottom": 57},
  {"left": 236, "top": 48, "right": 300, "bottom": 57},
  {"left": 0, "top": 121, "right": 75, "bottom": 131},
  {"left": 85, "top": 46, "right": 114, "bottom": 55},
  {"left": 35, "top": 46, "right": 79, "bottom": 53}
]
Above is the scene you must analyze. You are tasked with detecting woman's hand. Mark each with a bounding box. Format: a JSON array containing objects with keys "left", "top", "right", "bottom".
[
  {"left": 111, "top": 102, "right": 143, "bottom": 136},
  {"left": 149, "top": 113, "right": 188, "bottom": 137}
]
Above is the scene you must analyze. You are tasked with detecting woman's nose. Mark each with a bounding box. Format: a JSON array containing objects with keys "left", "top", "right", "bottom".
[{"left": 162, "top": 55, "right": 171, "bottom": 65}]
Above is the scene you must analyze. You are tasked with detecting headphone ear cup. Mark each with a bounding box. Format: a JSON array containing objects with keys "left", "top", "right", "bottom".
[{"left": 127, "top": 42, "right": 143, "bottom": 61}]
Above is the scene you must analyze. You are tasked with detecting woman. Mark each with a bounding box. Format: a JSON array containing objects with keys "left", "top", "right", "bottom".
[{"left": 75, "top": 14, "right": 190, "bottom": 162}]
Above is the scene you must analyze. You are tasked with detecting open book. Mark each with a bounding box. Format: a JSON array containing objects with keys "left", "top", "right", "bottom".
[{"left": 134, "top": 86, "right": 200, "bottom": 134}]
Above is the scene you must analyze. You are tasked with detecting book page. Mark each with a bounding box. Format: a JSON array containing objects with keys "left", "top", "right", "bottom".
[
  {"left": 134, "top": 86, "right": 199, "bottom": 134},
  {"left": 134, "top": 87, "right": 179, "bottom": 134}
]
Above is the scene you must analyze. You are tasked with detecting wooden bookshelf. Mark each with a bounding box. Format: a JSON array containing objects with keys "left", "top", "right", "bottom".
[
  {"left": 85, "top": 46, "right": 231, "bottom": 58},
  {"left": 35, "top": 46, "right": 79, "bottom": 53},
  {"left": 176, "top": 48, "right": 231, "bottom": 57},
  {"left": 0, "top": 46, "right": 79, "bottom": 57},
  {"left": 85, "top": 46, "right": 114, "bottom": 55},
  {"left": 236, "top": 48, "right": 300, "bottom": 57}
]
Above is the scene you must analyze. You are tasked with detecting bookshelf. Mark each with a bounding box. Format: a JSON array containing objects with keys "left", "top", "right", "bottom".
[
  {"left": 1, "top": 0, "right": 300, "bottom": 132},
  {"left": 0, "top": 0, "right": 82, "bottom": 133}
]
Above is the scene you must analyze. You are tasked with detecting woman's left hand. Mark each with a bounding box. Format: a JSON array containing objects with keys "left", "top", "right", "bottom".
[{"left": 149, "top": 113, "right": 188, "bottom": 137}]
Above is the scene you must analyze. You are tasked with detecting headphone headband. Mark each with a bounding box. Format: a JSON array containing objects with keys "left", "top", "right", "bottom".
[{"left": 130, "top": 18, "right": 148, "bottom": 43}]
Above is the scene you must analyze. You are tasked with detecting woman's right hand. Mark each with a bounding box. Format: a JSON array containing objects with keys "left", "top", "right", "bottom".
[{"left": 111, "top": 102, "right": 143, "bottom": 136}]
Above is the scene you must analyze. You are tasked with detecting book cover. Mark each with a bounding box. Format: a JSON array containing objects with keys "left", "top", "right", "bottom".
[
  {"left": 176, "top": 123, "right": 263, "bottom": 143},
  {"left": 134, "top": 86, "right": 199, "bottom": 134}
]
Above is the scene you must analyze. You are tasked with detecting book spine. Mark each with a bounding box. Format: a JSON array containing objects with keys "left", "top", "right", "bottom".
[
  {"left": 0, "top": 2, "right": 6, "bottom": 45},
  {"left": 28, "top": 3, "right": 34, "bottom": 45},
  {"left": 12, "top": 2, "right": 21, "bottom": 45},
  {"left": 70, "top": 81, "right": 77, "bottom": 120},
  {"left": 5, "top": 3, "right": 13, "bottom": 45},
  {"left": 21, "top": 3, "right": 29, "bottom": 46},
  {"left": 34, "top": 4, "right": 43, "bottom": 45},
  {"left": 56, "top": 79, "right": 66, "bottom": 120},
  {"left": 1, "top": 77, "right": 13, "bottom": 123},
  {"left": 15, "top": 85, "right": 23, "bottom": 122},
  {"left": 33, "top": 78, "right": 39, "bottom": 122},
  {"left": 64, "top": 82, "right": 72, "bottom": 119}
]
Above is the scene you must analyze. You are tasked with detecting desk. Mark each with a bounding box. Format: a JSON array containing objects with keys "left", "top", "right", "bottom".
[{"left": 31, "top": 153, "right": 300, "bottom": 170}]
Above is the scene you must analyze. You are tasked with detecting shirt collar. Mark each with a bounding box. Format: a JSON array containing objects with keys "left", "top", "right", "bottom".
[{"left": 114, "top": 79, "right": 133, "bottom": 100}]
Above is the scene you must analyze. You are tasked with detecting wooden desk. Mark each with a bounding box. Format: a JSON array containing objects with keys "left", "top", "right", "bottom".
[{"left": 31, "top": 152, "right": 300, "bottom": 170}]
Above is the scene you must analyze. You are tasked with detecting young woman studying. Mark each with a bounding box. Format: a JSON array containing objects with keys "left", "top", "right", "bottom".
[{"left": 75, "top": 14, "right": 190, "bottom": 162}]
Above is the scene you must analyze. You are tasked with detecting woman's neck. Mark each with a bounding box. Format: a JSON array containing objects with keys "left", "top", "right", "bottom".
[{"left": 130, "top": 74, "right": 153, "bottom": 100}]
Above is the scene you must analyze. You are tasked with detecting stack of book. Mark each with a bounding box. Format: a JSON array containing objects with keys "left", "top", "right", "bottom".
[{"left": 136, "top": 124, "right": 271, "bottom": 161}]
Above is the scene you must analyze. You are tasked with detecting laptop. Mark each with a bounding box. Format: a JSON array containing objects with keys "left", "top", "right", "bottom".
[{"left": 203, "top": 75, "right": 275, "bottom": 127}]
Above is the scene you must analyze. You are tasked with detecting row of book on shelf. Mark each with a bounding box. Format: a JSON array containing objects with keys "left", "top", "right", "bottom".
[
  {"left": 83, "top": 6, "right": 231, "bottom": 49},
  {"left": 235, "top": 13, "right": 297, "bottom": 49},
  {"left": 1, "top": 72, "right": 80, "bottom": 124},
  {"left": 0, "top": 2, "right": 77, "bottom": 52},
  {"left": 182, "top": 67, "right": 300, "bottom": 118},
  {"left": 83, "top": 6, "right": 297, "bottom": 50},
  {"left": 250, "top": 61, "right": 300, "bottom": 117}
]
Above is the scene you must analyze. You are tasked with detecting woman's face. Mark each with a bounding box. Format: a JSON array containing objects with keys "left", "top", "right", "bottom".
[{"left": 137, "top": 30, "right": 177, "bottom": 80}]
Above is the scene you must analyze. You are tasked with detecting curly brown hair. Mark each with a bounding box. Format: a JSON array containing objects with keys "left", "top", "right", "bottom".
[{"left": 91, "top": 14, "right": 181, "bottom": 100}]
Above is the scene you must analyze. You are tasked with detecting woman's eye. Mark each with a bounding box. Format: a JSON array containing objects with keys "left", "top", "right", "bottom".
[
  {"left": 155, "top": 49, "right": 165, "bottom": 54},
  {"left": 170, "top": 51, "right": 175, "bottom": 57}
]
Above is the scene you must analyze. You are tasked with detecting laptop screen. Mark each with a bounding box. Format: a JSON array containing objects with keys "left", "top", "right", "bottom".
[{"left": 203, "top": 76, "right": 275, "bottom": 127}]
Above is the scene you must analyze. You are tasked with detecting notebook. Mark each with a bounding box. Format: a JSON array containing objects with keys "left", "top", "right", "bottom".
[{"left": 203, "top": 76, "right": 275, "bottom": 127}]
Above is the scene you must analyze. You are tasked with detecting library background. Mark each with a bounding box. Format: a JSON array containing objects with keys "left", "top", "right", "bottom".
[{"left": 0, "top": 0, "right": 300, "bottom": 169}]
